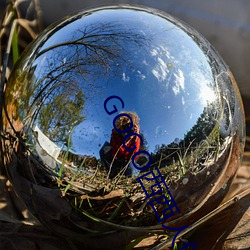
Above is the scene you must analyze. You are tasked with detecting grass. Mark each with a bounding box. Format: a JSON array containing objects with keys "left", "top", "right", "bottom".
[{"left": 50, "top": 118, "right": 226, "bottom": 230}]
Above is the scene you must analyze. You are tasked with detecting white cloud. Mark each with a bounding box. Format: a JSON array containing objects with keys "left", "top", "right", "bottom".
[
  {"left": 150, "top": 49, "right": 158, "bottom": 56},
  {"left": 137, "top": 70, "right": 146, "bottom": 80},
  {"left": 190, "top": 71, "right": 216, "bottom": 104},
  {"left": 152, "top": 57, "right": 169, "bottom": 82},
  {"left": 182, "top": 96, "right": 185, "bottom": 105},
  {"left": 172, "top": 69, "right": 185, "bottom": 95},
  {"left": 122, "top": 72, "right": 130, "bottom": 82}
]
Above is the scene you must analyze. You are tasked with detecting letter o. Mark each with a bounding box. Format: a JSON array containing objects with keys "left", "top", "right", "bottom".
[
  {"left": 132, "top": 150, "right": 152, "bottom": 171},
  {"left": 113, "top": 113, "right": 133, "bottom": 133}
]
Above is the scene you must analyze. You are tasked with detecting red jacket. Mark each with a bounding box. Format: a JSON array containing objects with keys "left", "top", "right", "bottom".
[{"left": 110, "top": 129, "right": 140, "bottom": 161}]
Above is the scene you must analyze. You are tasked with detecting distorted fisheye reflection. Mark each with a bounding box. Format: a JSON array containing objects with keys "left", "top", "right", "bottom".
[
  {"left": 2, "top": 5, "right": 245, "bottom": 238},
  {"left": 100, "top": 111, "right": 142, "bottom": 178}
]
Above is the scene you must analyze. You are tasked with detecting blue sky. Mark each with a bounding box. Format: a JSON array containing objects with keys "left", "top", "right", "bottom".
[{"left": 32, "top": 8, "right": 218, "bottom": 158}]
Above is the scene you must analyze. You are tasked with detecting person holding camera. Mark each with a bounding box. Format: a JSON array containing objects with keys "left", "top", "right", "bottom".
[{"left": 100, "top": 111, "right": 141, "bottom": 178}]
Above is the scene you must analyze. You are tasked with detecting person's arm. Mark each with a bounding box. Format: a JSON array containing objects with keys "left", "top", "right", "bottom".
[{"left": 124, "top": 125, "right": 141, "bottom": 153}]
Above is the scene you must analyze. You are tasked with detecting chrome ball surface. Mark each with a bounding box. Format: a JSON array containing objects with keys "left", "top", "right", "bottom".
[{"left": 2, "top": 5, "right": 245, "bottom": 246}]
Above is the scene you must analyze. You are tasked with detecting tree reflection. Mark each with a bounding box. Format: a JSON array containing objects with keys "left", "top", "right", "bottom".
[
  {"left": 184, "top": 103, "right": 217, "bottom": 144},
  {"left": 152, "top": 102, "right": 223, "bottom": 177},
  {"left": 18, "top": 20, "right": 149, "bottom": 148},
  {"left": 38, "top": 90, "right": 85, "bottom": 143},
  {"left": 3, "top": 68, "right": 36, "bottom": 132}
]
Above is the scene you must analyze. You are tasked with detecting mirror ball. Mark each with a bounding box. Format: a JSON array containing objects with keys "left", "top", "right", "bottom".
[{"left": 2, "top": 5, "right": 245, "bottom": 246}]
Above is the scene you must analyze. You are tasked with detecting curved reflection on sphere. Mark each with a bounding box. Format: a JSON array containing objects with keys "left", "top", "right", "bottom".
[{"left": 2, "top": 5, "right": 245, "bottom": 244}]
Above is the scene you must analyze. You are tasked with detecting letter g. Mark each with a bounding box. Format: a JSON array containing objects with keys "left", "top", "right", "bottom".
[{"left": 104, "top": 95, "right": 124, "bottom": 115}]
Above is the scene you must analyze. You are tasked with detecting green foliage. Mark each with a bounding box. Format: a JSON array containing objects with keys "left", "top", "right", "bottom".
[
  {"left": 107, "top": 197, "right": 126, "bottom": 222},
  {"left": 63, "top": 173, "right": 77, "bottom": 194},
  {"left": 38, "top": 89, "right": 85, "bottom": 143},
  {"left": 183, "top": 103, "right": 217, "bottom": 145}
]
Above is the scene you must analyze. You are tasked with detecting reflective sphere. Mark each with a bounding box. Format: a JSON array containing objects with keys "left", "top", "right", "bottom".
[{"left": 2, "top": 5, "right": 245, "bottom": 248}]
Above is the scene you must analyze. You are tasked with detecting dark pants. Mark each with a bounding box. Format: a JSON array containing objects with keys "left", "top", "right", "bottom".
[{"left": 99, "top": 142, "right": 137, "bottom": 178}]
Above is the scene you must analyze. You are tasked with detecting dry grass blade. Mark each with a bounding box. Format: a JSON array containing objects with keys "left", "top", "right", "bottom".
[{"left": 16, "top": 19, "right": 37, "bottom": 39}]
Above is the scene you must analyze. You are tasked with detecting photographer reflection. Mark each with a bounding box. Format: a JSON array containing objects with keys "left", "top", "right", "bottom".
[{"left": 100, "top": 112, "right": 141, "bottom": 178}]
